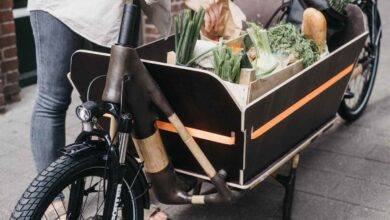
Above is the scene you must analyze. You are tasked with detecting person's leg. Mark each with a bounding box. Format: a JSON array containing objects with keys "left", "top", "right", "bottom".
[{"left": 30, "top": 10, "right": 84, "bottom": 172}]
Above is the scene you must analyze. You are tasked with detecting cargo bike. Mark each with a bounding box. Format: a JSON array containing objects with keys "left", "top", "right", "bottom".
[{"left": 12, "top": 0, "right": 381, "bottom": 219}]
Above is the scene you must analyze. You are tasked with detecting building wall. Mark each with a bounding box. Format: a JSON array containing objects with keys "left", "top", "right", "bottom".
[{"left": 0, "top": 0, "right": 21, "bottom": 112}]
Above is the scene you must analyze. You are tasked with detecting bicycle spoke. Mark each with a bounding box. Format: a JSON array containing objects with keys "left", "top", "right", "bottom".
[
  {"left": 97, "top": 196, "right": 106, "bottom": 216},
  {"left": 60, "top": 199, "right": 67, "bottom": 213},
  {"left": 51, "top": 203, "right": 61, "bottom": 219},
  {"left": 96, "top": 178, "right": 102, "bottom": 214},
  {"left": 81, "top": 176, "right": 95, "bottom": 214},
  {"left": 96, "top": 178, "right": 107, "bottom": 215}
]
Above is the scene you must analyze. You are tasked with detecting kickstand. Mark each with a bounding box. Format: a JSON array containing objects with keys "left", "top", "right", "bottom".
[
  {"left": 274, "top": 154, "right": 300, "bottom": 220},
  {"left": 192, "top": 181, "right": 203, "bottom": 195}
]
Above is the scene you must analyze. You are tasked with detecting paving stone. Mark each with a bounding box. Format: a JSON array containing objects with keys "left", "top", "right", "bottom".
[
  {"left": 300, "top": 149, "right": 336, "bottom": 171},
  {"left": 366, "top": 144, "right": 390, "bottom": 164},
  {"left": 327, "top": 122, "right": 389, "bottom": 144},
  {"left": 302, "top": 148, "right": 390, "bottom": 186},
  {"left": 328, "top": 176, "right": 390, "bottom": 212},
  {"left": 0, "top": 147, "right": 35, "bottom": 178},
  {"left": 292, "top": 191, "right": 389, "bottom": 220},
  {"left": 352, "top": 158, "right": 390, "bottom": 186},
  {"left": 317, "top": 151, "right": 390, "bottom": 186},
  {"left": 314, "top": 130, "right": 377, "bottom": 159},
  {"left": 347, "top": 206, "right": 390, "bottom": 220},
  {"left": 0, "top": 119, "right": 30, "bottom": 149},
  {"left": 327, "top": 153, "right": 367, "bottom": 178},
  {"left": 292, "top": 191, "right": 351, "bottom": 220},
  {"left": 295, "top": 167, "right": 343, "bottom": 197},
  {"left": 0, "top": 139, "right": 19, "bottom": 157},
  {"left": 0, "top": 86, "right": 36, "bottom": 125},
  {"left": 353, "top": 110, "right": 390, "bottom": 137}
]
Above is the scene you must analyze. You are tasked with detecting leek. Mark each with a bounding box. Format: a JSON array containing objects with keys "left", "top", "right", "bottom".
[{"left": 247, "top": 23, "right": 279, "bottom": 78}]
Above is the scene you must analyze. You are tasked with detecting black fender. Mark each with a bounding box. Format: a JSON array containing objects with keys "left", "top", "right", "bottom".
[{"left": 61, "top": 140, "right": 150, "bottom": 209}]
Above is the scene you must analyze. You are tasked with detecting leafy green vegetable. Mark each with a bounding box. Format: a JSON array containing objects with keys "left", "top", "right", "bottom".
[
  {"left": 267, "top": 23, "right": 320, "bottom": 67},
  {"left": 175, "top": 9, "right": 205, "bottom": 66},
  {"left": 213, "top": 40, "right": 242, "bottom": 83},
  {"left": 186, "top": 34, "right": 248, "bottom": 66},
  {"left": 247, "top": 22, "right": 279, "bottom": 77},
  {"left": 329, "top": 0, "right": 351, "bottom": 14}
]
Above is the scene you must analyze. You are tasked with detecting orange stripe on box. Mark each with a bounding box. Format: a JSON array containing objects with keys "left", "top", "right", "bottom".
[
  {"left": 251, "top": 64, "right": 354, "bottom": 140},
  {"left": 156, "top": 121, "right": 235, "bottom": 145}
]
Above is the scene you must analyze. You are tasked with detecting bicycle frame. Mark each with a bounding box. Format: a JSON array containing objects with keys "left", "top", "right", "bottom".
[{"left": 71, "top": 2, "right": 244, "bottom": 218}]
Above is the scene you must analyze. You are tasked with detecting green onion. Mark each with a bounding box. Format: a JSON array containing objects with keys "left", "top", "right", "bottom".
[{"left": 174, "top": 9, "right": 205, "bottom": 66}]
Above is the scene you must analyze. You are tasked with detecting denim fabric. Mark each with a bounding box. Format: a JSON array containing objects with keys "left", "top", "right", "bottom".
[{"left": 30, "top": 10, "right": 84, "bottom": 172}]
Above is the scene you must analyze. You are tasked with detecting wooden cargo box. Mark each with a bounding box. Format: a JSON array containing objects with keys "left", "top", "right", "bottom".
[{"left": 70, "top": 5, "right": 367, "bottom": 188}]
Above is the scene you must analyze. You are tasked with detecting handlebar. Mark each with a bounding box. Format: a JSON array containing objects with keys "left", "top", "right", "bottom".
[{"left": 118, "top": 3, "right": 140, "bottom": 47}]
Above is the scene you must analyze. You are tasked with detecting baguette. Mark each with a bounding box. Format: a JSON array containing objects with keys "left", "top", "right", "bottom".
[{"left": 301, "top": 8, "right": 327, "bottom": 54}]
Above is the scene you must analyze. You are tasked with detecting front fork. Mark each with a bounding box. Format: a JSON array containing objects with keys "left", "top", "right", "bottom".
[
  {"left": 103, "top": 114, "right": 133, "bottom": 220},
  {"left": 73, "top": 100, "right": 150, "bottom": 218}
]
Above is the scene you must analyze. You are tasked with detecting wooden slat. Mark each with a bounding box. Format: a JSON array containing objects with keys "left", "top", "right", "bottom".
[
  {"left": 239, "top": 68, "right": 256, "bottom": 85},
  {"left": 248, "top": 60, "right": 304, "bottom": 103},
  {"left": 166, "top": 51, "right": 176, "bottom": 65}
]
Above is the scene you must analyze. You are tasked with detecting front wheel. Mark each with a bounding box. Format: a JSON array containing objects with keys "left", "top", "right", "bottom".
[{"left": 11, "top": 152, "right": 145, "bottom": 220}]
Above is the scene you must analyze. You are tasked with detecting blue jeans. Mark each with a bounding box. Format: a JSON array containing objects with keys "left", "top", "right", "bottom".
[{"left": 30, "top": 11, "right": 85, "bottom": 172}]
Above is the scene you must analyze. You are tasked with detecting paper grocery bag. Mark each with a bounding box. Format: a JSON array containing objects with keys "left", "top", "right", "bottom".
[{"left": 197, "top": 0, "right": 246, "bottom": 40}]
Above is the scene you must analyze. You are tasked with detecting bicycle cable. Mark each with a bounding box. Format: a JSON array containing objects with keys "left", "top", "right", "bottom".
[{"left": 86, "top": 74, "right": 107, "bottom": 101}]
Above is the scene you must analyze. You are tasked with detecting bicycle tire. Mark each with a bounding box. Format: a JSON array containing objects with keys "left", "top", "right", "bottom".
[
  {"left": 10, "top": 151, "right": 144, "bottom": 220},
  {"left": 338, "top": 2, "right": 381, "bottom": 122}
]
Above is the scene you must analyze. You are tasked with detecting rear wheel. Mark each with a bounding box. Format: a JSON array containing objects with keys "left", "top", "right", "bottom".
[
  {"left": 11, "top": 152, "right": 145, "bottom": 220},
  {"left": 338, "top": 2, "right": 381, "bottom": 121}
]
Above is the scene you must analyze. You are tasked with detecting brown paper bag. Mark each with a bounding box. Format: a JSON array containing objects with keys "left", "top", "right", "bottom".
[{"left": 200, "top": 1, "right": 246, "bottom": 40}]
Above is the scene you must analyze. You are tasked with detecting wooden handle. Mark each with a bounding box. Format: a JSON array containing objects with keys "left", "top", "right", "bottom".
[{"left": 168, "top": 113, "right": 217, "bottom": 177}]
